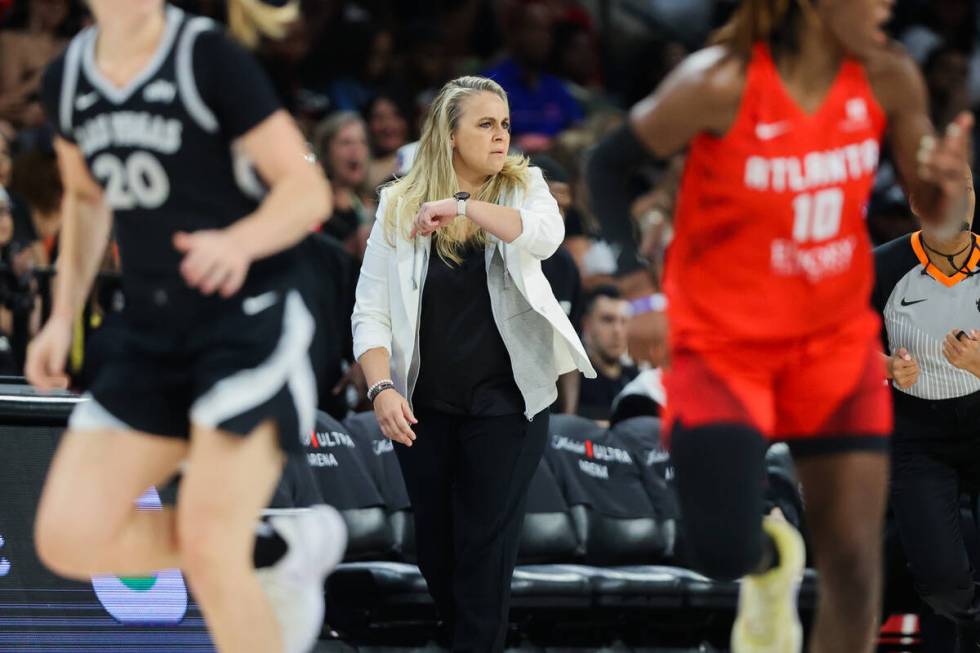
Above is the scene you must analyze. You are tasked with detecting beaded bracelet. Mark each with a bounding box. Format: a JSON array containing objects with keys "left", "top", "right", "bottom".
[{"left": 367, "top": 379, "right": 396, "bottom": 403}]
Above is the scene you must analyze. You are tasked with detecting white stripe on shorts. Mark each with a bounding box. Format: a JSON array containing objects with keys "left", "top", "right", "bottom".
[
  {"left": 69, "top": 393, "right": 134, "bottom": 431},
  {"left": 190, "top": 290, "right": 315, "bottom": 436}
]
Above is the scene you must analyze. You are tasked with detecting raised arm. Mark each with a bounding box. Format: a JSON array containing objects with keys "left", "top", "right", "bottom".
[{"left": 869, "top": 46, "right": 973, "bottom": 230}]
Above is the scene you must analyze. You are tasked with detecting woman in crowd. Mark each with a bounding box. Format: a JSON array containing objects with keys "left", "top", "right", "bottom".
[
  {"left": 352, "top": 75, "right": 595, "bottom": 652},
  {"left": 364, "top": 90, "right": 411, "bottom": 191},
  {"left": 314, "top": 110, "right": 375, "bottom": 257}
]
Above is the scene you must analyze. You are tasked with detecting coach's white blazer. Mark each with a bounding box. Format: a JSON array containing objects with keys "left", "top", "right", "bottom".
[{"left": 352, "top": 166, "right": 596, "bottom": 419}]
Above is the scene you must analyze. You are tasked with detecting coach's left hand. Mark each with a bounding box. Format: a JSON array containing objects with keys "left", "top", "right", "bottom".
[
  {"left": 942, "top": 329, "right": 980, "bottom": 376},
  {"left": 174, "top": 230, "right": 251, "bottom": 298}
]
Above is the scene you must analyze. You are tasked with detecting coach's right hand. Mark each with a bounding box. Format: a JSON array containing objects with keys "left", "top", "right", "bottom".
[
  {"left": 373, "top": 389, "right": 417, "bottom": 447},
  {"left": 887, "top": 348, "right": 919, "bottom": 389},
  {"left": 25, "top": 315, "right": 72, "bottom": 391}
]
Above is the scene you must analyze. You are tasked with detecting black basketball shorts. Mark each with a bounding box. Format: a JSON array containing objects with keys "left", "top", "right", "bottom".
[{"left": 68, "top": 289, "right": 316, "bottom": 452}]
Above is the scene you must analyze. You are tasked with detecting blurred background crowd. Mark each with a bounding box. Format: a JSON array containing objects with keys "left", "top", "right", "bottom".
[{"left": 0, "top": 0, "right": 977, "bottom": 426}]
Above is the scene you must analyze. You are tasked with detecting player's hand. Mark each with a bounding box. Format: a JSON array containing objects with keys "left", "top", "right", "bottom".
[
  {"left": 410, "top": 198, "right": 458, "bottom": 238},
  {"left": 942, "top": 329, "right": 980, "bottom": 375},
  {"left": 25, "top": 315, "right": 72, "bottom": 391},
  {"left": 887, "top": 347, "right": 920, "bottom": 389},
  {"left": 372, "top": 389, "right": 417, "bottom": 447},
  {"left": 173, "top": 230, "right": 251, "bottom": 298},
  {"left": 914, "top": 112, "right": 974, "bottom": 225}
]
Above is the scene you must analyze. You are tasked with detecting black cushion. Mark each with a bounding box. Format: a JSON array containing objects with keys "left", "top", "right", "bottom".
[
  {"left": 518, "top": 459, "right": 582, "bottom": 563},
  {"left": 551, "top": 564, "right": 686, "bottom": 608},
  {"left": 388, "top": 510, "right": 416, "bottom": 562},
  {"left": 509, "top": 564, "right": 593, "bottom": 608},
  {"left": 328, "top": 561, "right": 430, "bottom": 602}
]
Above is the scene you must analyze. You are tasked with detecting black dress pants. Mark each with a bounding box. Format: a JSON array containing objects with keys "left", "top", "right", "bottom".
[
  {"left": 890, "top": 391, "right": 980, "bottom": 644},
  {"left": 395, "top": 408, "right": 548, "bottom": 653}
]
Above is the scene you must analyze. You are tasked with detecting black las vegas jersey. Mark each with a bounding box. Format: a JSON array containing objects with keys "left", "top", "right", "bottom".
[{"left": 41, "top": 5, "right": 293, "bottom": 316}]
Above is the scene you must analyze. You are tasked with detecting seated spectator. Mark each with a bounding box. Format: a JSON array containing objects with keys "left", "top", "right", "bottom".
[
  {"left": 483, "top": 0, "right": 582, "bottom": 151},
  {"left": 295, "top": 231, "right": 361, "bottom": 420},
  {"left": 8, "top": 141, "right": 62, "bottom": 269},
  {"left": 314, "top": 111, "right": 375, "bottom": 258},
  {"left": 396, "top": 22, "right": 451, "bottom": 119},
  {"left": 610, "top": 366, "right": 666, "bottom": 425},
  {"left": 364, "top": 90, "right": 412, "bottom": 192},
  {"left": 576, "top": 285, "right": 639, "bottom": 422},
  {"left": 325, "top": 22, "right": 395, "bottom": 113},
  {"left": 550, "top": 18, "right": 606, "bottom": 115},
  {"left": 0, "top": 0, "right": 74, "bottom": 129}
]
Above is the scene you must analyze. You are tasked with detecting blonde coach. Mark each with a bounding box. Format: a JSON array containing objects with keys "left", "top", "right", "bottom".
[{"left": 352, "top": 76, "right": 595, "bottom": 651}]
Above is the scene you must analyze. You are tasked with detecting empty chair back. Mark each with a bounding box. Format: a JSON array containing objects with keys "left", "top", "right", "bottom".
[
  {"left": 518, "top": 458, "right": 582, "bottom": 563},
  {"left": 544, "top": 414, "right": 671, "bottom": 565},
  {"left": 305, "top": 411, "right": 393, "bottom": 559},
  {"left": 344, "top": 411, "right": 415, "bottom": 560}
]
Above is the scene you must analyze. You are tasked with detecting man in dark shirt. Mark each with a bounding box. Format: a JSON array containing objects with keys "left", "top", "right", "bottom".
[{"left": 577, "top": 285, "right": 638, "bottom": 421}]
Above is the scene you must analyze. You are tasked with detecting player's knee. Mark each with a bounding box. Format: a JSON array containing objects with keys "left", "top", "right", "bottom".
[
  {"left": 177, "top": 511, "right": 249, "bottom": 586},
  {"left": 34, "top": 503, "right": 105, "bottom": 579},
  {"left": 817, "top": 537, "right": 878, "bottom": 603}
]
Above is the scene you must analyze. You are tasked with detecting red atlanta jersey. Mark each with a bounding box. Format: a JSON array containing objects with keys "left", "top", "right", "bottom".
[{"left": 666, "top": 43, "right": 887, "bottom": 342}]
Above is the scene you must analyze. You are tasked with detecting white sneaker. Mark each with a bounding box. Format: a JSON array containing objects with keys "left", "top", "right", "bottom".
[
  {"left": 730, "top": 516, "right": 806, "bottom": 653},
  {"left": 256, "top": 505, "right": 348, "bottom": 653}
]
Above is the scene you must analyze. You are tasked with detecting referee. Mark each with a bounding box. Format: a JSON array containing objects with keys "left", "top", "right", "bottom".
[{"left": 872, "top": 177, "right": 980, "bottom": 652}]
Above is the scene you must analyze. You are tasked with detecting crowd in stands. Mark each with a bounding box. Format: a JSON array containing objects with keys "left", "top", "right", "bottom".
[{"left": 0, "top": 0, "right": 976, "bottom": 431}]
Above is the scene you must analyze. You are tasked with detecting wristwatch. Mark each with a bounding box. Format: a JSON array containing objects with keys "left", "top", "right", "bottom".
[{"left": 454, "top": 191, "right": 470, "bottom": 217}]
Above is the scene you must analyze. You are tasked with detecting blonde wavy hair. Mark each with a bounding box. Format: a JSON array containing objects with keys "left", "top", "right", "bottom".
[
  {"left": 381, "top": 76, "right": 529, "bottom": 265},
  {"left": 227, "top": 0, "right": 300, "bottom": 49}
]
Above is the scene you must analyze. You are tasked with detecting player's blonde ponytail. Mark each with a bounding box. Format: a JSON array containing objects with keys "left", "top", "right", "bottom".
[{"left": 227, "top": 0, "right": 299, "bottom": 49}]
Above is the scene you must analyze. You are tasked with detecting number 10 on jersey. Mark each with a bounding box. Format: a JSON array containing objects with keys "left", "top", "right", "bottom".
[{"left": 792, "top": 188, "right": 843, "bottom": 243}]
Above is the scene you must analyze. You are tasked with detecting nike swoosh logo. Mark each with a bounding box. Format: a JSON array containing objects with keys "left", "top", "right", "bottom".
[
  {"left": 75, "top": 92, "right": 99, "bottom": 111},
  {"left": 755, "top": 121, "right": 791, "bottom": 141},
  {"left": 242, "top": 291, "right": 279, "bottom": 316},
  {"left": 900, "top": 298, "right": 927, "bottom": 306}
]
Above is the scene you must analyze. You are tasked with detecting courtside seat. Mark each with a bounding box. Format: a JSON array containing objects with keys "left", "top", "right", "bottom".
[
  {"left": 544, "top": 416, "right": 674, "bottom": 566},
  {"left": 307, "top": 412, "right": 395, "bottom": 560},
  {"left": 325, "top": 562, "right": 436, "bottom": 636},
  {"left": 344, "top": 412, "right": 416, "bottom": 562},
  {"left": 571, "top": 565, "right": 687, "bottom": 609},
  {"left": 518, "top": 459, "right": 583, "bottom": 563},
  {"left": 509, "top": 565, "right": 594, "bottom": 608}
]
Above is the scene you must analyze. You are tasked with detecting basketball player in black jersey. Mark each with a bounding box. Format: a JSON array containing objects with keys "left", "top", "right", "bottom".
[{"left": 24, "top": 2, "right": 345, "bottom": 652}]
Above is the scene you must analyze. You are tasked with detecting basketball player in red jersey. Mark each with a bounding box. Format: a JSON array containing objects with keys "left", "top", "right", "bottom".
[{"left": 586, "top": 1, "right": 972, "bottom": 652}]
